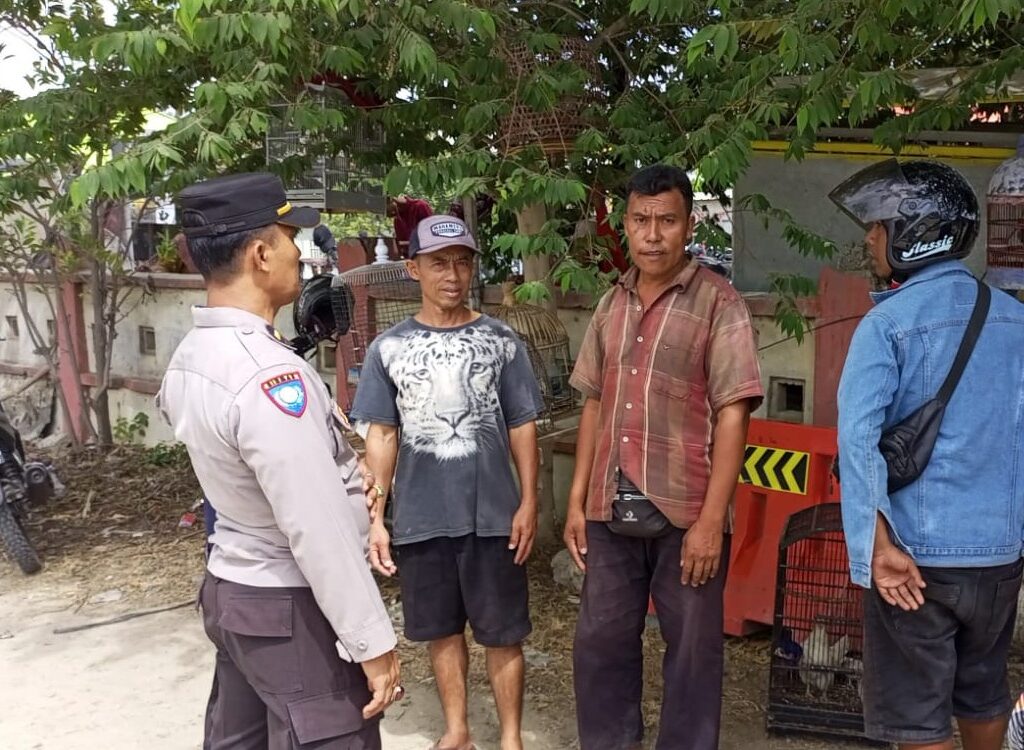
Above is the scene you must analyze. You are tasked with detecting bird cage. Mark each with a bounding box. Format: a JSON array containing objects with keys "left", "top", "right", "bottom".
[
  {"left": 767, "top": 503, "right": 870, "bottom": 742},
  {"left": 331, "top": 261, "right": 482, "bottom": 410},
  {"left": 265, "top": 86, "right": 386, "bottom": 213},
  {"left": 490, "top": 284, "right": 577, "bottom": 430},
  {"left": 986, "top": 136, "right": 1024, "bottom": 290},
  {"left": 498, "top": 37, "right": 600, "bottom": 157}
]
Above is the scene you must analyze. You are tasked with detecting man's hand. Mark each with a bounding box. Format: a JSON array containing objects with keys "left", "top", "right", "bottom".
[
  {"left": 563, "top": 506, "right": 588, "bottom": 572},
  {"left": 360, "top": 649, "right": 401, "bottom": 719},
  {"left": 873, "top": 545, "right": 926, "bottom": 611},
  {"left": 368, "top": 524, "right": 397, "bottom": 577},
  {"left": 681, "top": 517, "right": 724, "bottom": 587},
  {"left": 509, "top": 500, "right": 538, "bottom": 565}
]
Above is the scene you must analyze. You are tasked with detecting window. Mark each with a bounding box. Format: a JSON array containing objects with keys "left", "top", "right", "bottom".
[
  {"left": 768, "top": 377, "right": 805, "bottom": 423},
  {"left": 46, "top": 319, "right": 56, "bottom": 342},
  {"left": 318, "top": 341, "right": 338, "bottom": 372},
  {"left": 138, "top": 326, "right": 156, "bottom": 356},
  {"left": 5, "top": 316, "right": 18, "bottom": 340}
]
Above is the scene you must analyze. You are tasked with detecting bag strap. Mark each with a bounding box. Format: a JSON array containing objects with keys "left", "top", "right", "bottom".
[{"left": 937, "top": 278, "right": 990, "bottom": 405}]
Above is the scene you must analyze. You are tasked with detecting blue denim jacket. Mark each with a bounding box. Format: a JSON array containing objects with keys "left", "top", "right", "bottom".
[{"left": 838, "top": 260, "right": 1024, "bottom": 587}]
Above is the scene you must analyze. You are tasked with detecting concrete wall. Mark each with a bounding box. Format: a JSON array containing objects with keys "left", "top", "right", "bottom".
[
  {"left": 0, "top": 275, "right": 327, "bottom": 446},
  {"left": 733, "top": 149, "right": 1005, "bottom": 292},
  {"left": 0, "top": 270, "right": 820, "bottom": 444},
  {"left": 0, "top": 280, "right": 57, "bottom": 367}
]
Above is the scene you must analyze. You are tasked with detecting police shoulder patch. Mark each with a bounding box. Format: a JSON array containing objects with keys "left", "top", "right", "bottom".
[{"left": 261, "top": 371, "right": 307, "bottom": 417}]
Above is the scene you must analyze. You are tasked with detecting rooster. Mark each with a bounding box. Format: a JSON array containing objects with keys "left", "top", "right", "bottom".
[{"left": 797, "top": 623, "right": 849, "bottom": 699}]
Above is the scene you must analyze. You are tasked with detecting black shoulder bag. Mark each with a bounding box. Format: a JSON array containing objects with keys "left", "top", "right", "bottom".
[{"left": 871, "top": 278, "right": 990, "bottom": 493}]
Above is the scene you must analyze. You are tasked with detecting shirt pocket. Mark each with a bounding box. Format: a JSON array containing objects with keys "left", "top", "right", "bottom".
[{"left": 650, "top": 321, "right": 706, "bottom": 394}]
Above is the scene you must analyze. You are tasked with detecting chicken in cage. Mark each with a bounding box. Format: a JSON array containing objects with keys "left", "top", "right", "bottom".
[{"left": 767, "top": 503, "right": 873, "bottom": 742}]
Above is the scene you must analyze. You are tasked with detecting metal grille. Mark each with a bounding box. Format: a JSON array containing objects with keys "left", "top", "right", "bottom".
[
  {"left": 988, "top": 198, "right": 1024, "bottom": 268},
  {"left": 265, "top": 89, "right": 385, "bottom": 210},
  {"left": 767, "top": 503, "right": 871, "bottom": 741}
]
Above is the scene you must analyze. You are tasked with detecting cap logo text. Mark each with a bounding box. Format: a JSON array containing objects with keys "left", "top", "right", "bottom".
[{"left": 430, "top": 221, "right": 467, "bottom": 238}]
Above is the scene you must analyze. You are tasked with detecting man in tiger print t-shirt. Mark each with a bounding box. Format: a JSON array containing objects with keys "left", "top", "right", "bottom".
[{"left": 351, "top": 214, "right": 543, "bottom": 750}]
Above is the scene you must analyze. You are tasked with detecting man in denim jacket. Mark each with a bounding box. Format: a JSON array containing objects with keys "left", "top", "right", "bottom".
[{"left": 834, "top": 159, "right": 1024, "bottom": 750}]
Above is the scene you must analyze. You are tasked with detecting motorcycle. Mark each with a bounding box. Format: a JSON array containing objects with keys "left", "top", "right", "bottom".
[{"left": 0, "top": 455, "right": 64, "bottom": 575}]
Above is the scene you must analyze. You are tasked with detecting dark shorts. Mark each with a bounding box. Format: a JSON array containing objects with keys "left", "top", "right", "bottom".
[
  {"left": 200, "top": 573, "right": 381, "bottom": 749},
  {"left": 395, "top": 534, "right": 531, "bottom": 647},
  {"left": 862, "top": 559, "right": 1023, "bottom": 744}
]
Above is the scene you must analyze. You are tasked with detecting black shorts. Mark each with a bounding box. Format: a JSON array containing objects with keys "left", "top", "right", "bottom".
[
  {"left": 395, "top": 534, "right": 531, "bottom": 647},
  {"left": 862, "top": 559, "right": 1023, "bottom": 744}
]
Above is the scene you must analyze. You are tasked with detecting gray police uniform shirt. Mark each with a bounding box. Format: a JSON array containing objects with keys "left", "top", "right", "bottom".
[
  {"left": 350, "top": 315, "right": 543, "bottom": 545},
  {"left": 157, "top": 306, "right": 396, "bottom": 663}
]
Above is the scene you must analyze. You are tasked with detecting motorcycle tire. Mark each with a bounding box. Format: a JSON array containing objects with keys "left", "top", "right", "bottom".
[{"left": 0, "top": 501, "right": 42, "bottom": 574}]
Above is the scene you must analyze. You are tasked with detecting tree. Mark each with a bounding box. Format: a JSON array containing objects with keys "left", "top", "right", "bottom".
[
  {"left": 9, "top": 0, "right": 1023, "bottom": 321},
  {"left": 0, "top": 0, "right": 193, "bottom": 444}
]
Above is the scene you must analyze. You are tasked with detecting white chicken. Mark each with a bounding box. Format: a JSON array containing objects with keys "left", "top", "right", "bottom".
[{"left": 797, "top": 623, "right": 849, "bottom": 699}]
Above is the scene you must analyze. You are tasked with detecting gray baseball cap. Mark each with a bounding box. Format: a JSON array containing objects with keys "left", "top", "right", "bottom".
[{"left": 408, "top": 214, "right": 479, "bottom": 258}]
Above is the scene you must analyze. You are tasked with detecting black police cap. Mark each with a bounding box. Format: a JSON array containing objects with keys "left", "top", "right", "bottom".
[{"left": 178, "top": 172, "right": 320, "bottom": 238}]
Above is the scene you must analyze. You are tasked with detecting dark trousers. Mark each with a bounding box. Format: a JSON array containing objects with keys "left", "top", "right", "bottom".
[
  {"left": 573, "top": 522, "right": 730, "bottom": 750},
  {"left": 200, "top": 573, "right": 382, "bottom": 749}
]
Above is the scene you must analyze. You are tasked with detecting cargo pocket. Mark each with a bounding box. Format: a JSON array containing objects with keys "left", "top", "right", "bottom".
[
  {"left": 218, "top": 595, "right": 302, "bottom": 694},
  {"left": 286, "top": 690, "right": 368, "bottom": 745}
]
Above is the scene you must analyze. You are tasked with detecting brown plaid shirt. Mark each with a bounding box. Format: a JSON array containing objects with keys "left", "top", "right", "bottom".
[{"left": 570, "top": 259, "right": 763, "bottom": 529}]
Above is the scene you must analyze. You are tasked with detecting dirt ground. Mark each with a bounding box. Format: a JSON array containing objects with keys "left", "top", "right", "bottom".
[{"left": 1, "top": 444, "right": 879, "bottom": 749}]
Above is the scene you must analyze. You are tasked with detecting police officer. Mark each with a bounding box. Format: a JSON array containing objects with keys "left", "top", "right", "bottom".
[{"left": 158, "top": 172, "right": 401, "bottom": 749}]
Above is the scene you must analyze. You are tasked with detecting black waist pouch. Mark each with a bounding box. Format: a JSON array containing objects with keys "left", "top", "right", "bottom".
[{"left": 607, "top": 473, "right": 672, "bottom": 538}]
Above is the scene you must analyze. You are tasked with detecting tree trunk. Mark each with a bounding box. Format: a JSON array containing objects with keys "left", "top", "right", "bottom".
[
  {"left": 516, "top": 202, "right": 556, "bottom": 313},
  {"left": 88, "top": 203, "right": 113, "bottom": 446},
  {"left": 514, "top": 202, "right": 556, "bottom": 543},
  {"left": 49, "top": 274, "right": 92, "bottom": 445},
  {"left": 88, "top": 258, "right": 112, "bottom": 446},
  {"left": 462, "top": 195, "right": 482, "bottom": 310}
]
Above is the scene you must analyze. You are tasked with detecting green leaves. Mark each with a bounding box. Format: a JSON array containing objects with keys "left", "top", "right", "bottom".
[
  {"left": 687, "top": 24, "right": 740, "bottom": 65},
  {"left": 958, "top": 0, "right": 1024, "bottom": 29},
  {"left": 770, "top": 274, "right": 818, "bottom": 345},
  {"left": 384, "top": 165, "right": 410, "bottom": 196}
]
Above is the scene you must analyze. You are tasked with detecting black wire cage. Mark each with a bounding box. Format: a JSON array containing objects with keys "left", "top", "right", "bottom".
[{"left": 767, "top": 503, "right": 874, "bottom": 742}]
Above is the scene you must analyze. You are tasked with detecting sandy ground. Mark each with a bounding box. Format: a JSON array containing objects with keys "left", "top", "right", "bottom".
[
  {"left": 0, "top": 444, "right": 866, "bottom": 750},
  {"left": 0, "top": 574, "right": 572, "bottom": 750},
  {"left": 0, "top": 567, "right": 858, "bottom": 750}
]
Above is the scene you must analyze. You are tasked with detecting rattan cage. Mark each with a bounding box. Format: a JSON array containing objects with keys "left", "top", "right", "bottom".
[
  {"left": 498, "top": 37, "right": 600, "bottom": 156},
  {"left": 491, "top": 284, "right": 577, "bottom": 427}
]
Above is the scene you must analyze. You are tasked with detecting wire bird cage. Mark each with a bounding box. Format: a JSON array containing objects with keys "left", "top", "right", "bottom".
[
  {"left": 490, "top": 285, "right": 577, "bottom": 430},
  {"left": 330, "top": 261, "right": 484, "bottom": 410},
  {"left": 986, "top": 136, "right": 1024, "bottom": 290},
  {"left": 767, "top": 503, "right": 872, "bottom": 742},
  {"left": 265, "top": 88, "right": 386, "bottom": 213},
  {"left": 498, "top": 37, "right": 600, "bottom": 157}
]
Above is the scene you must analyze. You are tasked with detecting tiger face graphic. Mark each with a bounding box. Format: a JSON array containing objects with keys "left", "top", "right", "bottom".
[{"left": 379, "top": 326, "right": 516, "bottom": 460}]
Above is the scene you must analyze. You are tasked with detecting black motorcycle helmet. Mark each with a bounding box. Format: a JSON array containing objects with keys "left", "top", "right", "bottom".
[
  {"left": 828, "top": 159, "right": 980, "bottom": 274},
  {"left": 291, "top": 274, "right": 354, "bottom": 356}
]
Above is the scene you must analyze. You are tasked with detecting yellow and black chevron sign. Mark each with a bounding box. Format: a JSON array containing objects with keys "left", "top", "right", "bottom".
[{"left": 739, "top": 445, "right": 809, "bottom": 495}]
